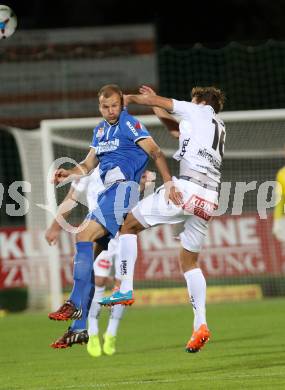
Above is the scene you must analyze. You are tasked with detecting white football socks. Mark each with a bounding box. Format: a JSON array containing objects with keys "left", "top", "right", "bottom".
[
  {"left": 118, "top": 234, "right": 137, "bottom": 293},
  {"left": 184, "top": 268, "right": 207, "bottom": 331},
  {"left": 105, "top": 304, "right": 125, "bottom": 336},
  {"left": 88, "top": 285, "right": 105, "bottom": 336}
]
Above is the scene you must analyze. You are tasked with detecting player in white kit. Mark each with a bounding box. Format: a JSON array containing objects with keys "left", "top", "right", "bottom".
[
  {"left": 45, "top": 167, "right": 125, "bottom": 356},
  {"left": 100, "top": 86, "right": 226, "bottom": 353}
]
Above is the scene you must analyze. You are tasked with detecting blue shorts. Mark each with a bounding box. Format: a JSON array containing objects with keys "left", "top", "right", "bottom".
[{"left": 87, "top": 181, "right": 139, "bottom": 237}]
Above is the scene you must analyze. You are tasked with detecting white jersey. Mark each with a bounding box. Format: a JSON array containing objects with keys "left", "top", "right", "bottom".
[
  {"left": 71, "top": 166, "right": 105, "bottom": 211},
  {"left": 172, "top": 99, "right": 226, "bottom": 183}
]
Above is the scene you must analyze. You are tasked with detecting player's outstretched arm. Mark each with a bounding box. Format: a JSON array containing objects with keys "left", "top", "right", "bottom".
[
  {"left": 137, "top": 137, "right": 183, "bottom": 206},
  {"left": 124, "top": 86, "right": 174, "bottom": 112},
  {"left": 45, "top": 186, "right": 78, "bottom": 245},
  {"left": 52, "top": 148, "right": 99, "bottom": 184},
  {"left": 139, "top": 86, "right": 179, "bottom": 138}
]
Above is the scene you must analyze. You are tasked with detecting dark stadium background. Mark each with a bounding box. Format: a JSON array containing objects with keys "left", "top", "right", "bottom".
[{"left": 4, "top": 0, "right": 285, "bottom": 47}]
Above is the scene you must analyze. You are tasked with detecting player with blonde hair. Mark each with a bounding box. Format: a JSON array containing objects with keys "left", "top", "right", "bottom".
[{"left": 100, "top": 85, "right": 226, "bottom": 353}]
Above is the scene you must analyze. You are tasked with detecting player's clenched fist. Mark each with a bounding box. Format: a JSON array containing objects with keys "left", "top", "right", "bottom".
[{"left": 51, "top": 168, "right": 70, "bottom": 184}]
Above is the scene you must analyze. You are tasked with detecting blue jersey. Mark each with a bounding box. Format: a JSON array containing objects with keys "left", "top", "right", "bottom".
[{"left": 90, "top": 109, "right": 151, "bottom": 185}]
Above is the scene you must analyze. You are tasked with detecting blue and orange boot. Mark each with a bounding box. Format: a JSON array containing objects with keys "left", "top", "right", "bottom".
[{"left": 99, "top": 290, "right": 134, "bottom": 307}]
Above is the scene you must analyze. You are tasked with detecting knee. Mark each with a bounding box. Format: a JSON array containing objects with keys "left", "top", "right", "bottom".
[
  {"left": 121, "top": 214, "right": 141, "bottom": 235},
  {"left": 76, "top": 230, "right": 100, "bottom": 243},
  {"left": 76, "top": 221, "right": 105, "bottom": 242},
  {"left": 95, "top": 276, "right": 107, "bottom": 287},
  {"left": 76, "top": 229, "right": 93, "bottom": 242},
  {"left": 180, "top": 247, "right": 199, "bottom": 273}
]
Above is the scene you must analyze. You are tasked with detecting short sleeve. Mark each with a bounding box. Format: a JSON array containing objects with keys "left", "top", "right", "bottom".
[
  {"left": 172, "top": 99, "right": 198, "bottom": 119},
  {"left": 121, "top": 111, "right": 151, "bottom": 143}
]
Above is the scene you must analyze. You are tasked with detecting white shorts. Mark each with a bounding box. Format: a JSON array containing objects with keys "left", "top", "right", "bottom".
[
  {"left": 94, "top": 236, "right": 120, "bottom": 278},
  {"left": 132, "top": 177, "right": 219, "bottom": 252}
]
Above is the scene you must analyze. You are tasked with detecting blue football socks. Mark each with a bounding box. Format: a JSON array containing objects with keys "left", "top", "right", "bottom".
[
  {"left": 70, "top": 268, "right": 95, "bottom": 332},
  {"left": 69, "top": 242, "right": 94, "bottom": 309}
]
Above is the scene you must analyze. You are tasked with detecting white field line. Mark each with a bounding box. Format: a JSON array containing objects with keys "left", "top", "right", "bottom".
[{"left": 31, "top": 372, "right": 285, "bottom": 390}]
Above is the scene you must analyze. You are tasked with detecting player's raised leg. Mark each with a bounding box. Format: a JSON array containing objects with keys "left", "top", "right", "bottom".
[
  {"left": 99, "top": 214, "right": 145, "bottom": 306},
  {"left": 49, "top": 220, "right": 107, "bottom": 321},
  {"left": 99, "top": 183, "right": 183, "bottom": 307},
  {"left": 50, "top": 270, "right": 95, "bottom": 348}
]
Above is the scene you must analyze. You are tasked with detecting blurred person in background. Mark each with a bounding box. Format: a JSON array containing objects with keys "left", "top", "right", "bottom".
[
  {"left": 46, "top": 167, "right": 156, "bottom": 356},
  {"left": 45, "top": 167, "right": 124, "bottom": 356},
  {"left": 273, "top": 165, "right": 285, "bottom": 242}
]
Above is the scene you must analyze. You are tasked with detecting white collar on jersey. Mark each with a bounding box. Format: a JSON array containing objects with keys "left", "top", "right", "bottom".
[{"left": 104, "top": 119, "right": 119, "bottom": 127}]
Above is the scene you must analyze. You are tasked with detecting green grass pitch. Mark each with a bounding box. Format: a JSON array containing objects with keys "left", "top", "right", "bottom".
[{"left": 1, "top": 298, "right": 285, "bottom": 390}]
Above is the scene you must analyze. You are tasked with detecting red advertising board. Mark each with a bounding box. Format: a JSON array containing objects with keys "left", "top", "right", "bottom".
[
  {"left": 136, "top": 213, "right": 285, "bottom": 280},
  {"left": 0, "top": 213, "right": 284, "bottom": 289}
]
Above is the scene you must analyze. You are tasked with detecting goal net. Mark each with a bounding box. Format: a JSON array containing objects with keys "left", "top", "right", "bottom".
[{"left": 1, "top": 109, "right": 285, "bottom": 310}]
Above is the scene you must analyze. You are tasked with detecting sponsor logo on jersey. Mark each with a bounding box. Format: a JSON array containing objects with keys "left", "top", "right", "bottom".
[
  {"left": 183, "top": 195, "right": 218, "bottom": 221},
  {"left": 126, "top": 120, "right": 138, "bottom": 136},
  {"left": 180, "top": 138, "right": 190, "bottom": 157},
  {"left": 135, "top": 121, "right": 142, "bottom": 130},
  {"left": 96, "top": 127, "right": 104, "bottom": 138},
  {"left": 95, "top": 138, "right": 119, "bottom": 154},
  {"left": 197, "top": 148, "right": 221, "bottom": 170}
]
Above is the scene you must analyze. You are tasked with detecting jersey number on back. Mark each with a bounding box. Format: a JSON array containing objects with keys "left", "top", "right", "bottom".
[{"left": 211, "top": 118, "right": 225, "bottom": 158}]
